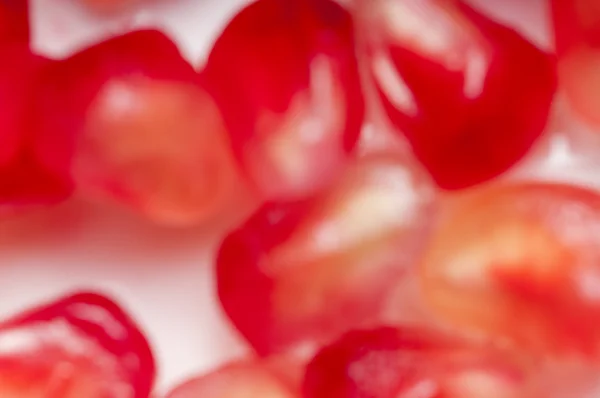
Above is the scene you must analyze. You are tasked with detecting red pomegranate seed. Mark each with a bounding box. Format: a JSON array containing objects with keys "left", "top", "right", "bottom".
[
  {"left": 0, "top": 292, "right": 155, "bottom": 397},
  {"left": 216, "top": 153, "right": 435, "bottom": 356},
  {"left": 165, "top": 361, "right": 298, "bottom": 398},
  {"left": 420, "top": 182, "right": 600, "bottom": 357},
  {"left": 357, "top": 0, "right": 556, "bottom": 189},
  {"left": 0, "top": 0, "right": 29, "bottom": 43},
  {"left": 204, "top": 0, "right": 364, "bottom": 200},
  {"left": 303, "top": 327, "right": 535, "bottom": 398},
  {"left": 551, "top": 0, "right": 600, "bottom": 127},
  {"left": 34, "top": 30, "right": 242, "bottom": 226},
  {"left": 0, "top": 43, "right": 72, "bottom": 207}
]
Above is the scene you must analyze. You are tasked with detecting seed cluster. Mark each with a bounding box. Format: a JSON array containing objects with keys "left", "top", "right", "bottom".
[{"left": 0, "top": 0, "right": 598, "bottom": 397}]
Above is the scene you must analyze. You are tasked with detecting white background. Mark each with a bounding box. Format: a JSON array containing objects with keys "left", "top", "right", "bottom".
[{"left": 0, "top": 0, "right": 585, "bottom": 396}]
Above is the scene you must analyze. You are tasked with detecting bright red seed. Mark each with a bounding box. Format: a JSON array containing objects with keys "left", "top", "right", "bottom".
[
  {"left": 0, "top": 292, "right": 155, "bottom": 398},
  {"left": 165, "top": 361, "right": 299, "bottom": 398},
  {"left": 303, "top": 327, "right": 535, "bottom": 398},
  {"left": 34, "top": 30, "right": 242, "bottom": 226},
  {"left": 204, "top": 0, "right": 364, "bottom": 201},
  {"left": 420, "top": 182, "right": 600, "bottom": 357},
  {"left": 357, "top": 0, "right": 556, "bottom": 190},
  {"left": 551, "top": 0, "right": 600, "bottom": 127},
  {"left": 216, "top": 153, "right": 435, "bottom": 356},
  {"left": 0, "top": 43, "right": 72, "bottom": 208}
]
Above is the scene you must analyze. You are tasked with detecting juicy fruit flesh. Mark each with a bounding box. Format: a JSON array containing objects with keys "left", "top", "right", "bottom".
[
  {"left": 165, "top": 362, "right": 298, "bottom": 398},
  {"left": 76, "top": 76, "right": 239, "bottom": 225},
  {"left": 204, "top": 0, "right": 364, "bottom": 201},
  {"left": 302, "top": 327, "right": 531, "bottom": 398},
  {"left": 360, "top": 0, "right": 556, "bottom": 189},
  {"left": 421, "top": 183, "right": 600, "bottom": 356},
  {"left": 217, "top": 153, "right": 435, "bottom": 355}
]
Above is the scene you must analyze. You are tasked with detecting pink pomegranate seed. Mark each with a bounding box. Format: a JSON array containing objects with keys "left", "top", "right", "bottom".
[
  {"left": 204, "top": 0, "right": 364, "bottom": 200},
  {"left": 0, "top": 0, "right": 29, "bottom": 43},
  {"left": 0, "top": 43, "right": 72, "bottom": 207},
  {"left": 165, "top": 361, "right": 299, "bottom": 398},
  {"left": 421, "top": 182, "right": 600, "bottom": 357},
  {"left": 216, "top": 153, "right": 435, "bottom": 356},
  {"left": 0, "top": 291, "right": 155, "bottom": 397},
  {"left": 357, "top": 0, "right": 556, "bottom": 189},
  {"left": 551, "top": 0, "right": 600, "bottom": 127},
  {"left": 303, "top": 327, "right": 536, "bottom": 398},
  {"left": 34, "top": 30, "right": 241, "bottom": 226}
]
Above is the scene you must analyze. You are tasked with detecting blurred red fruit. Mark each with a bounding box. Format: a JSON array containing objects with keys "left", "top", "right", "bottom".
[
  {"left": 303, "top": 327, "right": 535, "bottom": 398},
  {"left": 34, "top": 30, "right": 242, "bottom": 226},
  {"left": 551, "top": 0, "right": 600, "bottom": 127},
  {"left": 165, "top": 361, "right": 298, "bottom": 398},
  {"left": 0, "top": 43, "right": 72, "bottom": 208},
  {"left": 204, "top": 0, "right": 364, "bottom": 200},
  {"left": 0, "top": 292, "right": 155, "bottom": 398},
  {"left": 357, "top": 0, "right": 556, "bottom": 189},
  {"left": 0, "top": 0, "right": 29, "bottom": 43},
  {"left": 421, "top": 182, "right": 600, "bottom": 357},
  {"left": 217, "top": 153, "right": 435, "bottom": 356}
]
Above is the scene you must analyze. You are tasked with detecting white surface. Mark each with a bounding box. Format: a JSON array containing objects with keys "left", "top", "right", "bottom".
[{"left": 1, "top": 0, "right": 594, "bottom": 396}]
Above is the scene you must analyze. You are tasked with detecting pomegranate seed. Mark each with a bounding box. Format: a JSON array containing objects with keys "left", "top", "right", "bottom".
[
  {"left": 421, "top": 182, "right": 600, "bottom": 357},
  {"left": 0, "top": 0, "right": 29, "bottom": 43},
  {"left": 165, "top": 361, "right": 298, "bottom": 398},
  {"left": 551, "top": 0, "right": 600, "bottom": 127},
  {"left": 204, "top": 0, "right": 364, "bottom": 200},
  {"left": 216, "top": 153, "right": 435, "bottom": 356},
  {"left": 358, "top": 0, "right": 556, "bottom": 189},
  {"left": 34, "top": 30, "right": 241, "bottom": 226},
  {"left": 303, "top": 327, "right": 535, "bottom": 398},
  {"left": 0, "top": 292, "right": 155, "bottom": 398},
  {"left": 0, "top": 43, "right": 72, "bottom": 207}
]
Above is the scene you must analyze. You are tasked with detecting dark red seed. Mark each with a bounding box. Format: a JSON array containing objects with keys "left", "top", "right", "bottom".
[
  {"left": 359, "top": 0, "right": 557, "bottom": 189},
  {"left": 204, "top": 0, "right": 365, "bottom": 200},
  {"left": 0, "top": 0, "right": 29, "bottom": 43},
  {"left": 0, "top": 43, "right": 72, "bottom": 207}
]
